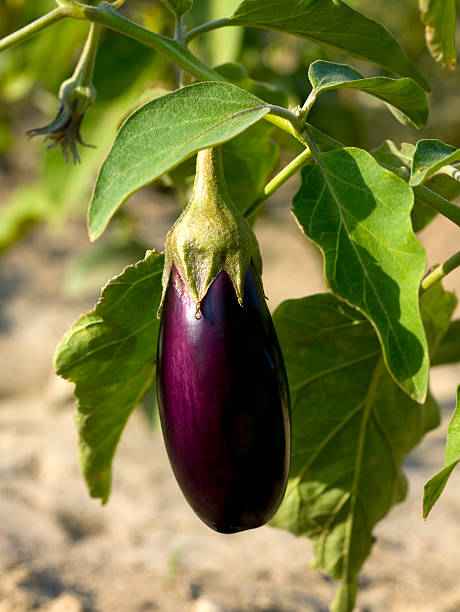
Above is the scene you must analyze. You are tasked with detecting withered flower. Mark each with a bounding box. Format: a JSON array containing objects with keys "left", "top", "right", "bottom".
[{"left": 27, "top": 76, "right": 96, "bottom": 164}]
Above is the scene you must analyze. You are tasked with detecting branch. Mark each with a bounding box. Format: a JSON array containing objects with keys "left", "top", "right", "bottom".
[
  {"left": 0, "top": 8, "right": 66, "bottom": 52},
  {"left": 421, "top": 251, "right": 460, "bottom": 293}
]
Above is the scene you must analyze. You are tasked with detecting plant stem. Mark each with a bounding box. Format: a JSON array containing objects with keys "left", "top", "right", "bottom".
[
  {"left": 437, "top": 164, "right": 460, "bottom": 182},
  {"left": 74, "top": 22, "right": 101, "bottom": 86},
  {"left": 413, "top": 185, "right": 460, "bottom": 227},
  {"left": 174, "top": 14, "right": 185, "bottom": 88},
  {"left": 0, "top": 8, "right": 65, "bottom": 52},
  {"left": 244, "top": 147, "right": 313, "bottom": 219},
  {"left": 81, "top": 3, "right": 228, "bottom": 81},
  {"left": 420, "top": 251, "right": 460, "bottom": 293},
  {"left": 70, "top": 4, "right": 305, "bottom": 137},
  {"left": 183, "top": 18, "right": 232, "bottom": 44}
]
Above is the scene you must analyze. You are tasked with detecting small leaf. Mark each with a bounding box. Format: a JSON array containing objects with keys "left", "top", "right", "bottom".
[
  {"left": 371, "top": 139, "right": 460, "bottom": 231},
  {"left": 419, "top": 0, "right": 457, "bottom": 69},
  {"left": 424, "top": 387, "right": 460, "bottom": 518},
  {"left": 54, "top": 251, "right": 164, "bottom": 503},
  {"left": 421, "top": 282, "right": 458, "bottom": 360},
  {"left": 410, "top": 139, "right": 460, "bottom": 186},
  {"left": 307, "top": 60, "right": 428, "bottom": 128},
  {"left": 272, "top": 285, "right": 449, "bottom": 610},
  {"left": 371, "top": 139, "right": 415, "bottom": 169},
  {"left": 432, "top": 320, "right": 460, "bottom": 366},
  {"left": 88, "top": 82, "right": 270, "bottom": 240},
  {"left": 293, "top": 145, "right": 429, "bottom": 402},
  {"left": 230, "top": 0, "right": 429, "bottom": 90}
]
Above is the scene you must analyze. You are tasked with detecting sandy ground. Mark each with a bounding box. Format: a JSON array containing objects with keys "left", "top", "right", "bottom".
[{"left": 0, "top": 181, "right": 460, "bottom": 612}]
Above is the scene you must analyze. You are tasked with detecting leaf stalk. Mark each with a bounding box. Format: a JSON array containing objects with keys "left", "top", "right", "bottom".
[
  {"left": 183, "top": 18, "right": 233, "bottom": 44},
  {"left": 421, "top": 251, "right": 460, "bottom": 293},
  {"left": 245, "top": 147, "right": 313, "bottom": 219},
  {"left": 0, "top": 8, "right": 66, "bottom": 52},
  {"left": 413, "top": 185, "right": 460, "bottom": 227}
]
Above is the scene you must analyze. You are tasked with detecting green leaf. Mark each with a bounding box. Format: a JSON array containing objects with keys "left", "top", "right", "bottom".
[
  {"left": 88, "top": 82, "right": 270, "bottom": 240},
  {"left": 371, "top": 140, "right": 460, "bottom": 232},
  {"left": 419, "top": 0, "right": 457, "bottom": 69},
  {"left": 215, "top": 61, "right": 289, "bottom": 107},
  {"left": 54, "top": 251, "right": 164, "bottom": 503},
  {"left": 230, "top": 0, "right": 429, "bottom": 90},
  {"left": 410, "top": 139, "right": 460, "bottom": 186},
  {"left": 424, "top": 387, "right": 460, "bottom": 518},
  {"left": 293, "top": 145, "right": 429, "bottom": 402},
  {"left": 307, "top": 60, "right": 428, "bottom": 128},
  {"left": 432, "top": 320, "right": 460, "bottom": 366},
  {"left": 420, "top": 282, "right": 458, "bottom": 361},
  {"left": 272, "top": 286, "right": 448, "bottom": 611},
  {"left": 159, "top": 0, "right": 193, "bottom": 16}
]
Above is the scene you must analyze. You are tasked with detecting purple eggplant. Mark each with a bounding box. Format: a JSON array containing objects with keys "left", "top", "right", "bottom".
[{"left": 157, "top": 263, "right": 290, "bottom": 533}]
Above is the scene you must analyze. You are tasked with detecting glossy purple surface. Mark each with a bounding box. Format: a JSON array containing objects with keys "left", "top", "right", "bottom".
[{"left": 157, "top": 265, "right": 290, "bottom": 533}]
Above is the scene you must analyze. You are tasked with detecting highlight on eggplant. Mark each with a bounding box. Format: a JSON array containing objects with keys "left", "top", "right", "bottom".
[{"left": 157, "top": 263, "right": 290, "bottom": 533}]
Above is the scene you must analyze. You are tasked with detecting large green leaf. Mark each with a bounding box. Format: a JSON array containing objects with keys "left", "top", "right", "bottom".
[
  {"left": 54, "top": 251, "right": 164, "bottom": 503},
  {"left": 293, "top": 145, "right": 429, "bottom": 402},
  {"left": 307, "top": 60, "right": 428, "bottom": 128},
  {"left": 410, "top": 139, "right": 460, "bottom": 186},
  {"left": 88, "top": 82, "right": 270, "bottom": 240},
  {"left": 419, "top": 0, "right": 457, "bottom": 69},
  {"left": 424, "top": 386, "right": 460, "bottom": 518},
  {"left": 230, "top": 0, "right": 429, "bottom": 90},
  {"left": 272, "top": 284, "right": 454, "bottom": 611}
]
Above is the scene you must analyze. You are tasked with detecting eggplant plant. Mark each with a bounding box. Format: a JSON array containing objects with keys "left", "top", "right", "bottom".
[{"left": 2, "top": 0, "right": 460, "bottom": 610}]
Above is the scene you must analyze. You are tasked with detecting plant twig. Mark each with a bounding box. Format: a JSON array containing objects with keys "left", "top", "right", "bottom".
[
  {"left": 0, "top": 8, "right": 66, "bottom": 52},
  {"left": 244, "top": 147, "right": 313, "bottom": 219},
  {"left": 183, "top": 18, "right": 232, "bottom": 44},
  {"left": 420, "top": 251, "right": 460, "bottom": 293},
  {"left": 413, "top": 185, "right": 460, "bottom": 227}
]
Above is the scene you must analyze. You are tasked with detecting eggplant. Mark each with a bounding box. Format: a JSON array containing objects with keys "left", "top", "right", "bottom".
[{"left": 157, "top": 263, "right": 290, "bottom": 533}]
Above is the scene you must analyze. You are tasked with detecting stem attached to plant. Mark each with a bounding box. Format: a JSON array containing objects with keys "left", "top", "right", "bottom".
[
  {"left": 420, "top": 251, "right": 460, "bottom": 293},
  {"left": 174, "top": 13, "right": 185, "bottom": 88},
  {"left": 183, "top": 18, "right": 232, "bottom": 45},
  {"left": 1, "top": 1, "right": 308, "bottom": 142},
  {"left": 0, "top": 8, "right": 66, "bottom": 52},
  {"left": 413, "top": 185, "right": 460, "bottom": 227},
  {"left": 74, "top": 22, "right": 101, "bottom": 86},
  {"left": 80, "top": 3, "right": 228, "bottom": 81},
  {"left": 74, "top": 4, "right": 306, "bottom": 137},
  {"left": 244, "top": 147, "right": 314, "bottom": 219}
]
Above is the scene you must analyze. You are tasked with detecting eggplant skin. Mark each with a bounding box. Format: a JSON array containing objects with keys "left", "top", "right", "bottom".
[{"left": 157, "top": 264, "right": 290, "bottom": 533}]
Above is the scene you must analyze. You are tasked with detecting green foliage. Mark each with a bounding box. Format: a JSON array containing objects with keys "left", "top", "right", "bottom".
[
  {"left": 419, "top": 0, "right": 457, "bottom": 69},
  {"left": 410, "top": 139, "right": 460, "bottom": 186},
  {"left": 432, "top": 320, "right": 460, "bottom": 366},
  {"left": 230, "top": 0, "right": 429, "bottom": 90},
  {"left": 306, "top": 60, "right": 428, "bottom": 128},
  {"left": 293, "top": 144, "right": 429, "bottom": 402},
  {"left": 54, "top": 251, "right": 164, "bottom": 503},
  {"left": 272, "top": 282, "right": 455, "bottom": 611},
  {"left": 371, "top": 139, "right": 460, "bottom": 232},
  {"left": 424, "top": 387, "right": 460, "bottom": 517},
  {"left": 88, "top": 82, "right": 271, "bottom": 240},
  {"left": 3, "top": 2, "right": 460, "bottom": 611}
]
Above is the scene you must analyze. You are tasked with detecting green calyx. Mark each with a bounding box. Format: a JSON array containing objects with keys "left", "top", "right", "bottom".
[{"left": 161, "top": 146, "right": 263, "bottom": 310}]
